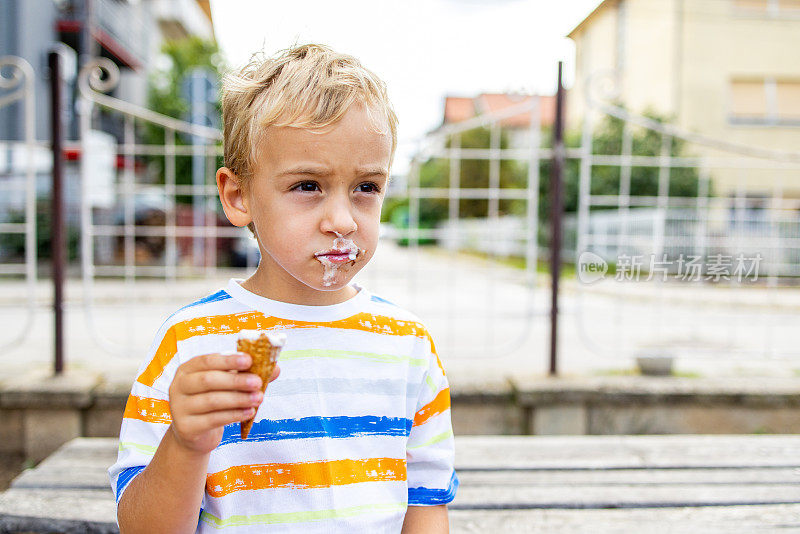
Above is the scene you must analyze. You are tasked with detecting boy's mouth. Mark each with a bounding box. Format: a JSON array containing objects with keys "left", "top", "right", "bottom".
[
  {"left": 314, "top": 235, "right": 363, "bottom": 286},
  {"left": 314, "top": 248, "right": 359, "bottom": 264}
]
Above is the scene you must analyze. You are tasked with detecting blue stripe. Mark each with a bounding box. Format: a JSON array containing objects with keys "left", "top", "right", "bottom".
[
  {"left": 181, "top": 289, "right": 231, "bottom": 311},
  {"left": 408, "top": 471, "right": 459, "bottom": 505},
  {"left": 115, "top": 465, "right": 145, "bottom": 503},
  {"left": 370, "top": 295, "right": 397, "bottom": 306},
  {"left": 165, "top": 290, "right": 231, "bottom": 323},
  {"left": 218, "top": 415, "right": 412, "bottom": 446}
]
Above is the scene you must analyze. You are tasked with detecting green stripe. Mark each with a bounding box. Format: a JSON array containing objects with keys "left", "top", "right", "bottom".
[
  {"left": 425, "top": 375, "right": 437, "bottom": 394},
  {"left": 199, "top": 502, "right": 407, "bottom": 528},
  {"left": 280, "top": 349, "right": 427, "bottom": 367},
  {"left": 118, "top": 441, "right": 157, "bottom": 455},
  {"left": 408, "top": 429, "right": 453, "bottom": 450}
]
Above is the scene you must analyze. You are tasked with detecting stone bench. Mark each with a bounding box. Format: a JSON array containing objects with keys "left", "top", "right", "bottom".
[{"left": 2, "top": 435, "right": 800, "bottom": 532}]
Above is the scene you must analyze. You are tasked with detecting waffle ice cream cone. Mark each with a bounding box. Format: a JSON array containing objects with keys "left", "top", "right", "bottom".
[{"left": 237, "top": 330, "right": 286, "bottom": 439}]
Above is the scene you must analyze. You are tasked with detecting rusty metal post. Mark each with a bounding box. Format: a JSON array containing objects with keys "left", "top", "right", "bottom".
[
  {"left": 49, "top": 50, "right": 65, "bottom": 375},
  {"left": 549, "top": 62, "right": 566, "bottom": 377}
]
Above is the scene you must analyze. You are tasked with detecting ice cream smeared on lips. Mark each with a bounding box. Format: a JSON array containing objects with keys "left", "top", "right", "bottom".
[{"left": 314, "top": 232, "right": 363, "bottom": 287}]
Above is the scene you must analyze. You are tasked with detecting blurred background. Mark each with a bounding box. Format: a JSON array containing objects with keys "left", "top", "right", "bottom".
[
  {"left": 4, "top": 2, "right": 800, "bottom": 525},
  {"left": 1, "top": 0, "right": 799, "bottom": 384}
]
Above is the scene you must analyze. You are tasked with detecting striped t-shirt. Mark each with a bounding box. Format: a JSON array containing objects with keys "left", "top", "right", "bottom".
[{"left": 108, "top": 279, "right": 458, "bottom": 533}]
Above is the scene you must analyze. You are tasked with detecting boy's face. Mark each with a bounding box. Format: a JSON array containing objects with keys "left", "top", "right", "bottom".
[{"left": 229, "top": 104, "right": 391, "bottom": 304}]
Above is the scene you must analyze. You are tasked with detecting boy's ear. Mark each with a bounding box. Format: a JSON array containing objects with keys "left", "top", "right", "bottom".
[{"left": 216, "top": 167, "right": 252, "bottom": 228}]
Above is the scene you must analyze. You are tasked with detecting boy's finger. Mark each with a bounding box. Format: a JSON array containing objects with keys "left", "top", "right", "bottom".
[
  {"left": 186, "top": 352, "right": 252, "bottom": 373},
  {"left": 182, "top": 369, "right": 262, "bottom": 394},
  {"left": 268, "top": 364, "right": 281, "bottom": 383},
  {"left": 185, "top": 407, "right": 256, "bottom": 433},
  {"left": 186, "top": 390, "right": 263, "bottom": 415}
]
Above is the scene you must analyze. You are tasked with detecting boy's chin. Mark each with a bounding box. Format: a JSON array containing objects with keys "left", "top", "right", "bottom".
[
  {"left": 298, "top": 272, "right": 353, "bottom": 292},
  {"left": 311, "top": 277, "right": 355, "bottom": 292}
]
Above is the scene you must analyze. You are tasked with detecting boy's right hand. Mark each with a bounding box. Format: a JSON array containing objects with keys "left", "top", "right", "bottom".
[{"left": 167, "top": 352, "right": 280, "bottom": 455}]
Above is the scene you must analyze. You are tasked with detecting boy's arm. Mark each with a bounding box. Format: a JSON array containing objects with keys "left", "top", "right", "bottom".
[
  {"left": 117, "top": 426, "right": 210, "bottom": 534},
  {"left": 401, "top": 505, "right": 449, "bottom": 533},
  {"left": 404, "top": 333, "right": 458, "bottom": 527},
  {"left": 117, "top": 352, "right": 278, "bottom": 534}
]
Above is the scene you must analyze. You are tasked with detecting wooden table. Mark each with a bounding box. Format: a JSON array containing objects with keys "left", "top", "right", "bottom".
[{"left": 2, "top": 435, "right": 800, "bottom": 532}]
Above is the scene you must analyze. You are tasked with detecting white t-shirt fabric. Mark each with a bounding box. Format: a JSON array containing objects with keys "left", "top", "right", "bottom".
[{"left": 108, "top": 279, "right": 458, "bottom": 533}]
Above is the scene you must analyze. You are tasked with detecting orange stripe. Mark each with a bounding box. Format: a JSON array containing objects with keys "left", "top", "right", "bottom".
[
  {"left": 123, "top": 394, "right": 172, "bottom": 424},
  {"left": 413, "top": 387, "right": 451, "bottom": 427},
  {"left": 205, "top": 457, "right": 406, "bottom": 497},
  {"left": 424, "top": 331, "right": 446, "bottom": 375},
  {"left": 175, "top": 312, "right": 427, "bottom": 341},
  {"left": 137, "top": 312, "right": 430, "bottom": 387},
  {"left": 137, "top": 326, "right": 178, "bottom": 387}
]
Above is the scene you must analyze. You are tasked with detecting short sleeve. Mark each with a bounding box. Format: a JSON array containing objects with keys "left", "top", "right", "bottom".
[
  {"left": 406, "top": 333, "right": 459, "bottom": 506},
  {"left": 108, "top": 323, "right": 177, "bottom": 505}
]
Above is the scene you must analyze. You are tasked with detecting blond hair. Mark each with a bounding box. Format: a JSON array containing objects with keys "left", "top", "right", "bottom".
[{"left": 221, "top": 43, "right": 398, "bottom": 187}]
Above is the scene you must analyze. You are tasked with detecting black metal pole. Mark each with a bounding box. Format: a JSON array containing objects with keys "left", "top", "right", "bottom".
[
  {"left": 49, "top": 50, "right": 65, "bottom": 376},
  {"left": 549, "top": 62, "right": 566, "bottom": 377}
]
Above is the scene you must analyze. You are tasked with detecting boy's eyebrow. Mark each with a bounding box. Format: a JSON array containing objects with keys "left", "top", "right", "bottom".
[
  {"left": 276, "top": 166, "right": 330, "bottom": 178},
  {"left": 356, "top": 167, "right": 389, "bottom": 178},
  {"left": 276, "top": 166, "right": 388, "bottom": 178}
]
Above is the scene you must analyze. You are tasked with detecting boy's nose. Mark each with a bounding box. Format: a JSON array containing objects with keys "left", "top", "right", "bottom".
[{"left": 320, "top": 196, "right": 357, "bottom": 236}]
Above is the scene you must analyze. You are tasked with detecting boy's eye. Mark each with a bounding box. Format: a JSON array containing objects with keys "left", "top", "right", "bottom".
[
  {"left": 293, "top": 181, "right": 320, "bottom": 192},
  {"left": 356, "top": 182, "right": 381, "bottom": 194}
]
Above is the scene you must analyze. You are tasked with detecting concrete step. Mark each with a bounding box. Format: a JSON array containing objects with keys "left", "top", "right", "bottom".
[
  {"left": 449, "top": 504, "right": 800, "bottom": 533},
  {"left": 2, "top": 436, "right": 800, "bottom": 533}
]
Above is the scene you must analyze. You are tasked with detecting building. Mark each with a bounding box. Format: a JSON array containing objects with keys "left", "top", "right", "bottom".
[
  {"left": 0, "top": 0, "right": 216, "bottom": 262},
  {"left": 567, "top": 0, "right": 800, "bottom": 199},
  {"left": 0, "top": 0, "right": 215, "bottom": 143}
]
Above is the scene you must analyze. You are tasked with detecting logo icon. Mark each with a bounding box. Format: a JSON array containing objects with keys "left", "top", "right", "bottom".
[{"left": 577, "top": 251, "right": 608, "bottom": 284}]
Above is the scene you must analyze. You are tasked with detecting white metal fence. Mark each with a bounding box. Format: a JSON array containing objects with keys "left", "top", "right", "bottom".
[
  {"left": 2, "top": 54, "right": 799, "bottom": 372},
  {"left": 76, "top": 58, "right": 241, "bottom": 355},
  {"left": 572, "top": 70, "right": 800, "bottom": 364},
  {"left": 392, "top": 97, "right": 543, "bottom": 359},
  {"left": 0, "top": 55, "right": 37, "bottom": 351}
]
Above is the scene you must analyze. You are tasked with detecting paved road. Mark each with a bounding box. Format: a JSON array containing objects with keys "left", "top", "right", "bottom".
[{"left": 1, "top": 240, "right": 799, "bottom": 385}]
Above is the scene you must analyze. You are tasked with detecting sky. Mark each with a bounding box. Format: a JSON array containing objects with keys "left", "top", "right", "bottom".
[{"left": 209, "top": 0, "right": 603, "bottom": 173}]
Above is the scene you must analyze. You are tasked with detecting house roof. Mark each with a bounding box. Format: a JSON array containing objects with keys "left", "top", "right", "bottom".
[
  {"left": 444, "top": 96, "right": 475, "bottom": 124},
  {"left": 197, "top": 0, "right": 214, "bottom": 24},
  {"left": 442, "top": 93, "right": 556, "bottom": 129},
  {"left": 567, "top": 0, "right": 617, "bottom": 39}
]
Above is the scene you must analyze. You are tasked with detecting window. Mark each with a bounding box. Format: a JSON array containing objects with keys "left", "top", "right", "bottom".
[
  {"left": 734, "top": 0, "right": 769, "bottom": 10},
  {"left": 731, "top": 80, "right": 767, "bottom": 118},
  {"left": 776, "top": 81, "right": 800, "bottom": 120},
  {"left": 733, "top": 0, "right": 800, "bottom": 15},
  {"left": 730, "top": 78, "right": 800, "bottom": 124}
]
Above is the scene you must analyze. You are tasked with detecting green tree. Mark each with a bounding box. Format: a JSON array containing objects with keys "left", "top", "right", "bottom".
[
  {"left": 389, "top": 109, "right": 705, "bottom": 240},
  {"left": 583, "top": 110, "right": 701, "bottom": 199},
  {"left": 388, "top": 126, "right": 529, "bottom": 229},
  {"left": 144, "top": 36, "right": 226, "bottom": 199}
]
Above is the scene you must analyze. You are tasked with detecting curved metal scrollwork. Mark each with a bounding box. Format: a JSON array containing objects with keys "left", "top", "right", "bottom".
[
  {"left": 0, "top": 56, "right": 34, "bottom": 108},
  {"left": 77, "top": 57, "right": 120, "bottom": 98},
  {"left": 581, "top": 67, "right": 800, "bottom": 162},
  {"left": 0, "top": 56, "right": 29, "bottom": 90},
  {"left": 584, "top": 68, "right": 622, "bottom": 107}
]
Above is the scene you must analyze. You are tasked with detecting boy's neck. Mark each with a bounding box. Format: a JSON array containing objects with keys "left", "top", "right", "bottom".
[{"left": 240, "top": 268, "right": 358, "bottom": 306}]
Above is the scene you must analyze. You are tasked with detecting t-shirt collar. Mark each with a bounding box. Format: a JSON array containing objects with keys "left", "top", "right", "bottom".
[{"left": 226, "top": 278, "right": 369, "bottom": 321}]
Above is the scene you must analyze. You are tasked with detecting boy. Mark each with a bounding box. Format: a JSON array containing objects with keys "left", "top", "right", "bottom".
[{"left": 108, "top": 44, "right": 458, "bottom": 533}]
